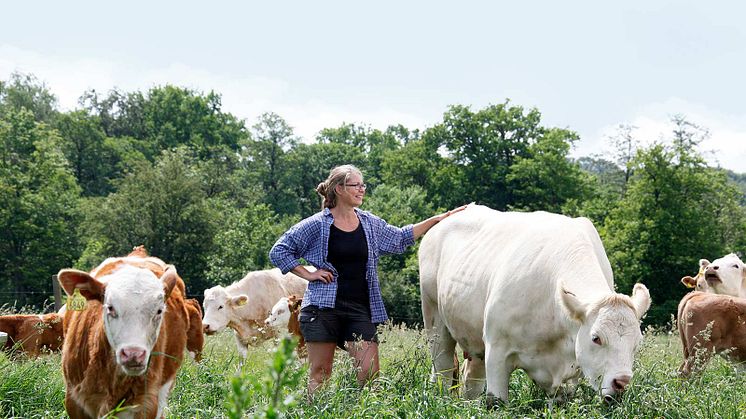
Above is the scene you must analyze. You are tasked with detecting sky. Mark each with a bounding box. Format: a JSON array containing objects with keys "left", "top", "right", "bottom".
[{"left": 2, "top": 1, "right": 745, "bottom": 171}]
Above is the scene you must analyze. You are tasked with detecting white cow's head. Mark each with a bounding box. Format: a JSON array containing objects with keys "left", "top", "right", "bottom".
[
  {"left": 561, "top": 283, "right": 651, "bottom": 402},
  {"left": 264, "top": 297, "right": 291, "bottom": 329},
  {"left": 58, "top": 265, "right": 178, "bottom": 376},
  {"left": 699, "top": 254, "right": 746, "bottom": 297},
  {"left": 202, "top": 286, "right": 248, "bottom": 335}
]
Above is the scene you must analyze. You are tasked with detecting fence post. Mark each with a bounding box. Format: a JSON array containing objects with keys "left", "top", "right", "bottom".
[{"left": 52, "top": 274, "right": 62, "bottom": 312}]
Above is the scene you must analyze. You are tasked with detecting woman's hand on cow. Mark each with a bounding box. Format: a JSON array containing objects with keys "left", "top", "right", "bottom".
[
  {"left": 432, "top": 205, "right": 468, "bottom": 223},
  {"left": 306, "top": 269, "right": 334, "bottom": 284}
]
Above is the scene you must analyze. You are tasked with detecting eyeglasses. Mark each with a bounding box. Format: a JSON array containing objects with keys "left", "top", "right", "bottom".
[{"left": 345, "top": 183, "right": 367, "bottom": 190}]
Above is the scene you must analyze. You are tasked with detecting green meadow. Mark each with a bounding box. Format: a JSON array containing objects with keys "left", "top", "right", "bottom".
[{"left": 1, "top": 322, "right": 745, "bottom": 418}]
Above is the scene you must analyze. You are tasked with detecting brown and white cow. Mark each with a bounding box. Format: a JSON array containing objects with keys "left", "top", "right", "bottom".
[
  {"left": 677, "top": 291, "right": 746, "bottom": 376},
  {"left": 681, "top": 254, "right": 746, "bottom": 297},
  {"left": 57, "top": 248, "right": 199, "bottom": 418},
  {"left": 419, "top": 205, "right": 651, "bottom": 405},
  {"left": 185, "top": 298, "right": 205, "bottom": 362},
  {"left": 264, "top": 295, "right": 306, "bottom": 357},
  {"left": 202, "top": 268, "right": 307, "bottom": 357},
  {"left": 0, "top": 313, "right": 64, "bottom": 357}
]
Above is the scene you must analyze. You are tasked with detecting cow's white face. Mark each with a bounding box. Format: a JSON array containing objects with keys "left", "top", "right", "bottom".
[
  {"left": 562, "top": 283, "right": 650, "bottom": 401},
  {"left": 202, "top": 286, "right": 247, "bottom": 334},
  {"left": 702, "top": 254, "right": 745, "bottom": 297},
  {"left": 102, "top": 265, "right": 167, "bottom": 376},
  {"left": 265, "top": 297, "right": 291, "bottom": 329}
]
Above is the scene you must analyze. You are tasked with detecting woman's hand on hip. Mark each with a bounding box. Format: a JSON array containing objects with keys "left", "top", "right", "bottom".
[{"left": 306, "top": 269, "right": 334, "bottom": 284}]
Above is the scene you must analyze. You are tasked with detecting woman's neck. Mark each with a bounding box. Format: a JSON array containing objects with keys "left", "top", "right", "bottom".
[{"left": 330, "top": 204, "right": 356, "bottom": 220}]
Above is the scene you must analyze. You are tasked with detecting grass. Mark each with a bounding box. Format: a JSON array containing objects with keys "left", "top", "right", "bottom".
[{"left": 1, "top": 323, "right": 745, "bottom": 418}]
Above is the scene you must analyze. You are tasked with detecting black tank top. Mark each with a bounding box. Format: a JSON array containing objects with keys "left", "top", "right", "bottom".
[{"left": 328, "top": 222, "right": 369, "bottom": 305}]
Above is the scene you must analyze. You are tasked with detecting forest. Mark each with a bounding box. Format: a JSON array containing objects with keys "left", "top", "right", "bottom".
[{"left": 2, "top": 72, "right": 745, "bottom": 326}]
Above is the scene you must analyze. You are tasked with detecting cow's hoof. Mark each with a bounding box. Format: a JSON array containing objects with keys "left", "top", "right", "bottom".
[{"left": 485, "top": 393, "right": 505, "bottom": 410}]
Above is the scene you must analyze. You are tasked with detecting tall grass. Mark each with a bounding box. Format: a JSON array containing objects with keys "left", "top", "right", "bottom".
[{"left": 1, "top": 323, "right": 745, "bottom": 418}]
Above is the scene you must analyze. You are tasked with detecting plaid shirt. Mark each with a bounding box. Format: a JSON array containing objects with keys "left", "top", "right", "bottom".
[{"left": 269, "top": 207, "right": 415, "bottom": 323}]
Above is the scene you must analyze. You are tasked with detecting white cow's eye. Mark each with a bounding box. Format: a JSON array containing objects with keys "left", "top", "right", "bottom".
[
  {"left": 156, "top": 308, "right": 163, "bottom": 315},
  {"left": 733, "top": 264, "right": 739, "bottom": 269},
  {"left": 218, "top": 305, "right": 224, "bottom": 310},
  {"left": 591, "top": 335, "right": 602, "bottom": 345},
  {"left": 106, "top": 305, "right": 118, "bottom": 318}
]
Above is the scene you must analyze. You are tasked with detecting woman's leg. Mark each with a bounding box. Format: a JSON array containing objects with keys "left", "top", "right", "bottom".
[
  {"left": 306, "top": 342, "right": 337, "bottom": 394},
  {"left": 346, "top": 340, "right": 380, "bottom": 385}
]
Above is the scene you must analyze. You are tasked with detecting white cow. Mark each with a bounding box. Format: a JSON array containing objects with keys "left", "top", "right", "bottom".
[
  {"left": 202, "top": 268, "right": 307, "bottom": 357},
  {"left": 419, "top": 205, "right": 651, "bottom": 405},
  {"left": 684, "top": 254, "right": 746, "bottom": 298}
]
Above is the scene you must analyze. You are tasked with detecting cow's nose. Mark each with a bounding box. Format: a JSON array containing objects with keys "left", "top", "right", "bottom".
[
  {"left": 612, "top": 375, "right": 631, "bottom": 393},
  {"left": 711, "top": 265, "right": 719, "bottom": 271},
  {"left": 119, "top": 346, "right": 147, "bottom": 365}
]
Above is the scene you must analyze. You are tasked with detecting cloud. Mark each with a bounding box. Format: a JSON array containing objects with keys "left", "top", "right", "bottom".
[
  {"left": 0, "top": 44, "right": 430, "bottom": 142},
  {"left": 577, "top": 97, "right": 746, "bottom": 173}
]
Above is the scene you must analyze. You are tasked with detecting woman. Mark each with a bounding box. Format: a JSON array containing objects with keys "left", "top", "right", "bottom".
[{"left": 269, "top": 164, "right": 465, "bottom": 394}]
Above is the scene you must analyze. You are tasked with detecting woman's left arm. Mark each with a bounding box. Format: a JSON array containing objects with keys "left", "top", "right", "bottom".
[{"left": 412, "top": 205, "right": 468, "bottom": 240}]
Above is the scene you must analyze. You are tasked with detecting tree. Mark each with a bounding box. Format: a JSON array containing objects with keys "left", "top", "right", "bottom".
[
  {"left": 205, "top": 204, "right": 296, "bottom": 286},
  {"left": 0, "top": 108, "right": 81, "bottom": 307},
  {"left": 507, "top": 128, "right": 592, "bottom": 212},
  {"left": 243, "top": 113, "right": 299, "bottom": 214},
  {"left": 281, "top": 142, "right": 366, "bottom": 218},
  {"left": 317, "top": 123, "right": 404, "bottom": 186},
  {"left": 0, "top": 73, "right": 58, "bottom": 123},
  {"left": 362, "top": 184, "right": 435, "bottom": 325},
  {"left": 605, "top": 124, "right": 639, "bottom": 189},
  {"left": 78, "top": 149, "right": 218, "bottom": 295},
  {"left": 54, "top": 111, "right": 122, "bottom": 196},
  {"left": 426, "top": 101, "right": 544, "bottom": 210},
  {"left": 81, "top": 85, "right": 248, "bottom": 160},
  {"left": 603, "top": 118, "right": 746, "bottom": 325}
]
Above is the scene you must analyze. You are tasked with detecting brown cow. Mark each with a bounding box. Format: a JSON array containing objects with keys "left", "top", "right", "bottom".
[
  {"left": 0, "top": 313, "right": 64, "bottom": 357},
  {"left": 678, "top": 291, "right": 746, "bottom": 377},
  {"left": 57, "top": 247, "right": 198, "bottom": 418},
  {"left": 264, "top": 295, "right": 306, "bottom": 357},
  {"left": 185, "top": 298, "right": 204, "bottom": 362}
]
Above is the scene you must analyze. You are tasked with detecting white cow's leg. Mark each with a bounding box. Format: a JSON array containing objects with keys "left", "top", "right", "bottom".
[
  {"left": 463, "top": 356, "right": 486, "bottom": 399},
  {"left": 234, "top": 334, "right": 249, "bottom": 358},
  {"left": 424, "top": 307, "right": 457, "bottom": 390},
  {"left": 484, "top": 344, "right": 510, "bottom": 408},
  {"left": 157, "top": 379, "right": 174, "bottom": 418}
]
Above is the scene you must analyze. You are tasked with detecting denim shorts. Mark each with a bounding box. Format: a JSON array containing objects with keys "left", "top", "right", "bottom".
[{"left": 299, "top": 299, "right": 378, "bottom": 345}]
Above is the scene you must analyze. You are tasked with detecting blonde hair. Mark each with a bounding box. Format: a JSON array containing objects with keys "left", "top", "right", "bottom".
[{"left": 316, "top": 164, "right": 363, "bottom": 209}]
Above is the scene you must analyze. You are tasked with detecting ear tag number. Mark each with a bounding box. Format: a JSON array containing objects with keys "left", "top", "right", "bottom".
[{"left": 67, "top": 288, "right": 87, "bottom": 311}]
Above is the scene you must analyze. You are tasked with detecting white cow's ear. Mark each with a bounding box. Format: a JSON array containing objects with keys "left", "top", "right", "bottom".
[
  {"left": 630, "top": 283, "right": 651, "bottom": 320},
  {"left": 57, "top": 269, "right": 105, "bottom": 301},
  {"left": 560, "top": 287, "right": 587, "bottom": 322},
  {"left": 231, "top": 295, "right": 248, "bottom": 306},
  {"left": 699, "top": 259, "right": 710, "bottom": 269}
]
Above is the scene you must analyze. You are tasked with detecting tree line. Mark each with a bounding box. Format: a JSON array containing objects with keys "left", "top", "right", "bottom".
[{"left": 2, "top": 72, "right": 744, "bottom": 325}]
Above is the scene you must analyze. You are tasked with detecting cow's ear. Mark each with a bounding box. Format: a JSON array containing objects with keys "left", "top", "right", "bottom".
[
  {"left": 57, "top": 269, "right": 105, "bottom": 301},
  {"left": 681, "top": 276, "right": 697, "bottom": 289},
  {"left": 699, "top": 259, "right": 710, "bottom": 269},
  {"left": 161, "top": 267, "right": 180, "bottom": 299},
  {"left": 560, "top": 287, "right": 587, "bottom": 322},
  {"left": 630, "top": 283, "right": 651, "bottom": 320},
  {"left": 288, "top": 295, "right": 302, "bottom": 310},
  {"left": 231, "top": 295, "right": 248, "bottom": 306}
]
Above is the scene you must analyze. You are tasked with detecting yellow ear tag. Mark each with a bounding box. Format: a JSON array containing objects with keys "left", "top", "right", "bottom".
[
  {"left": 67, "top": 288, "right": 87, "bottom": 311},
  {"left": 236, "top": 298, "right": 248, "bottom": 306}
]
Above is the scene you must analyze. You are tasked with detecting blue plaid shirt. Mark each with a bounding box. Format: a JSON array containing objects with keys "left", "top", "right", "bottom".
[{"left": 269, "top": 207, "right": 415, "bottom": 323}]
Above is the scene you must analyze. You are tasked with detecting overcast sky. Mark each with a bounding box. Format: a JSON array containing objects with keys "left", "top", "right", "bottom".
[{"left": 2, "top": 1, "right": 745, "bottom": 171}]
